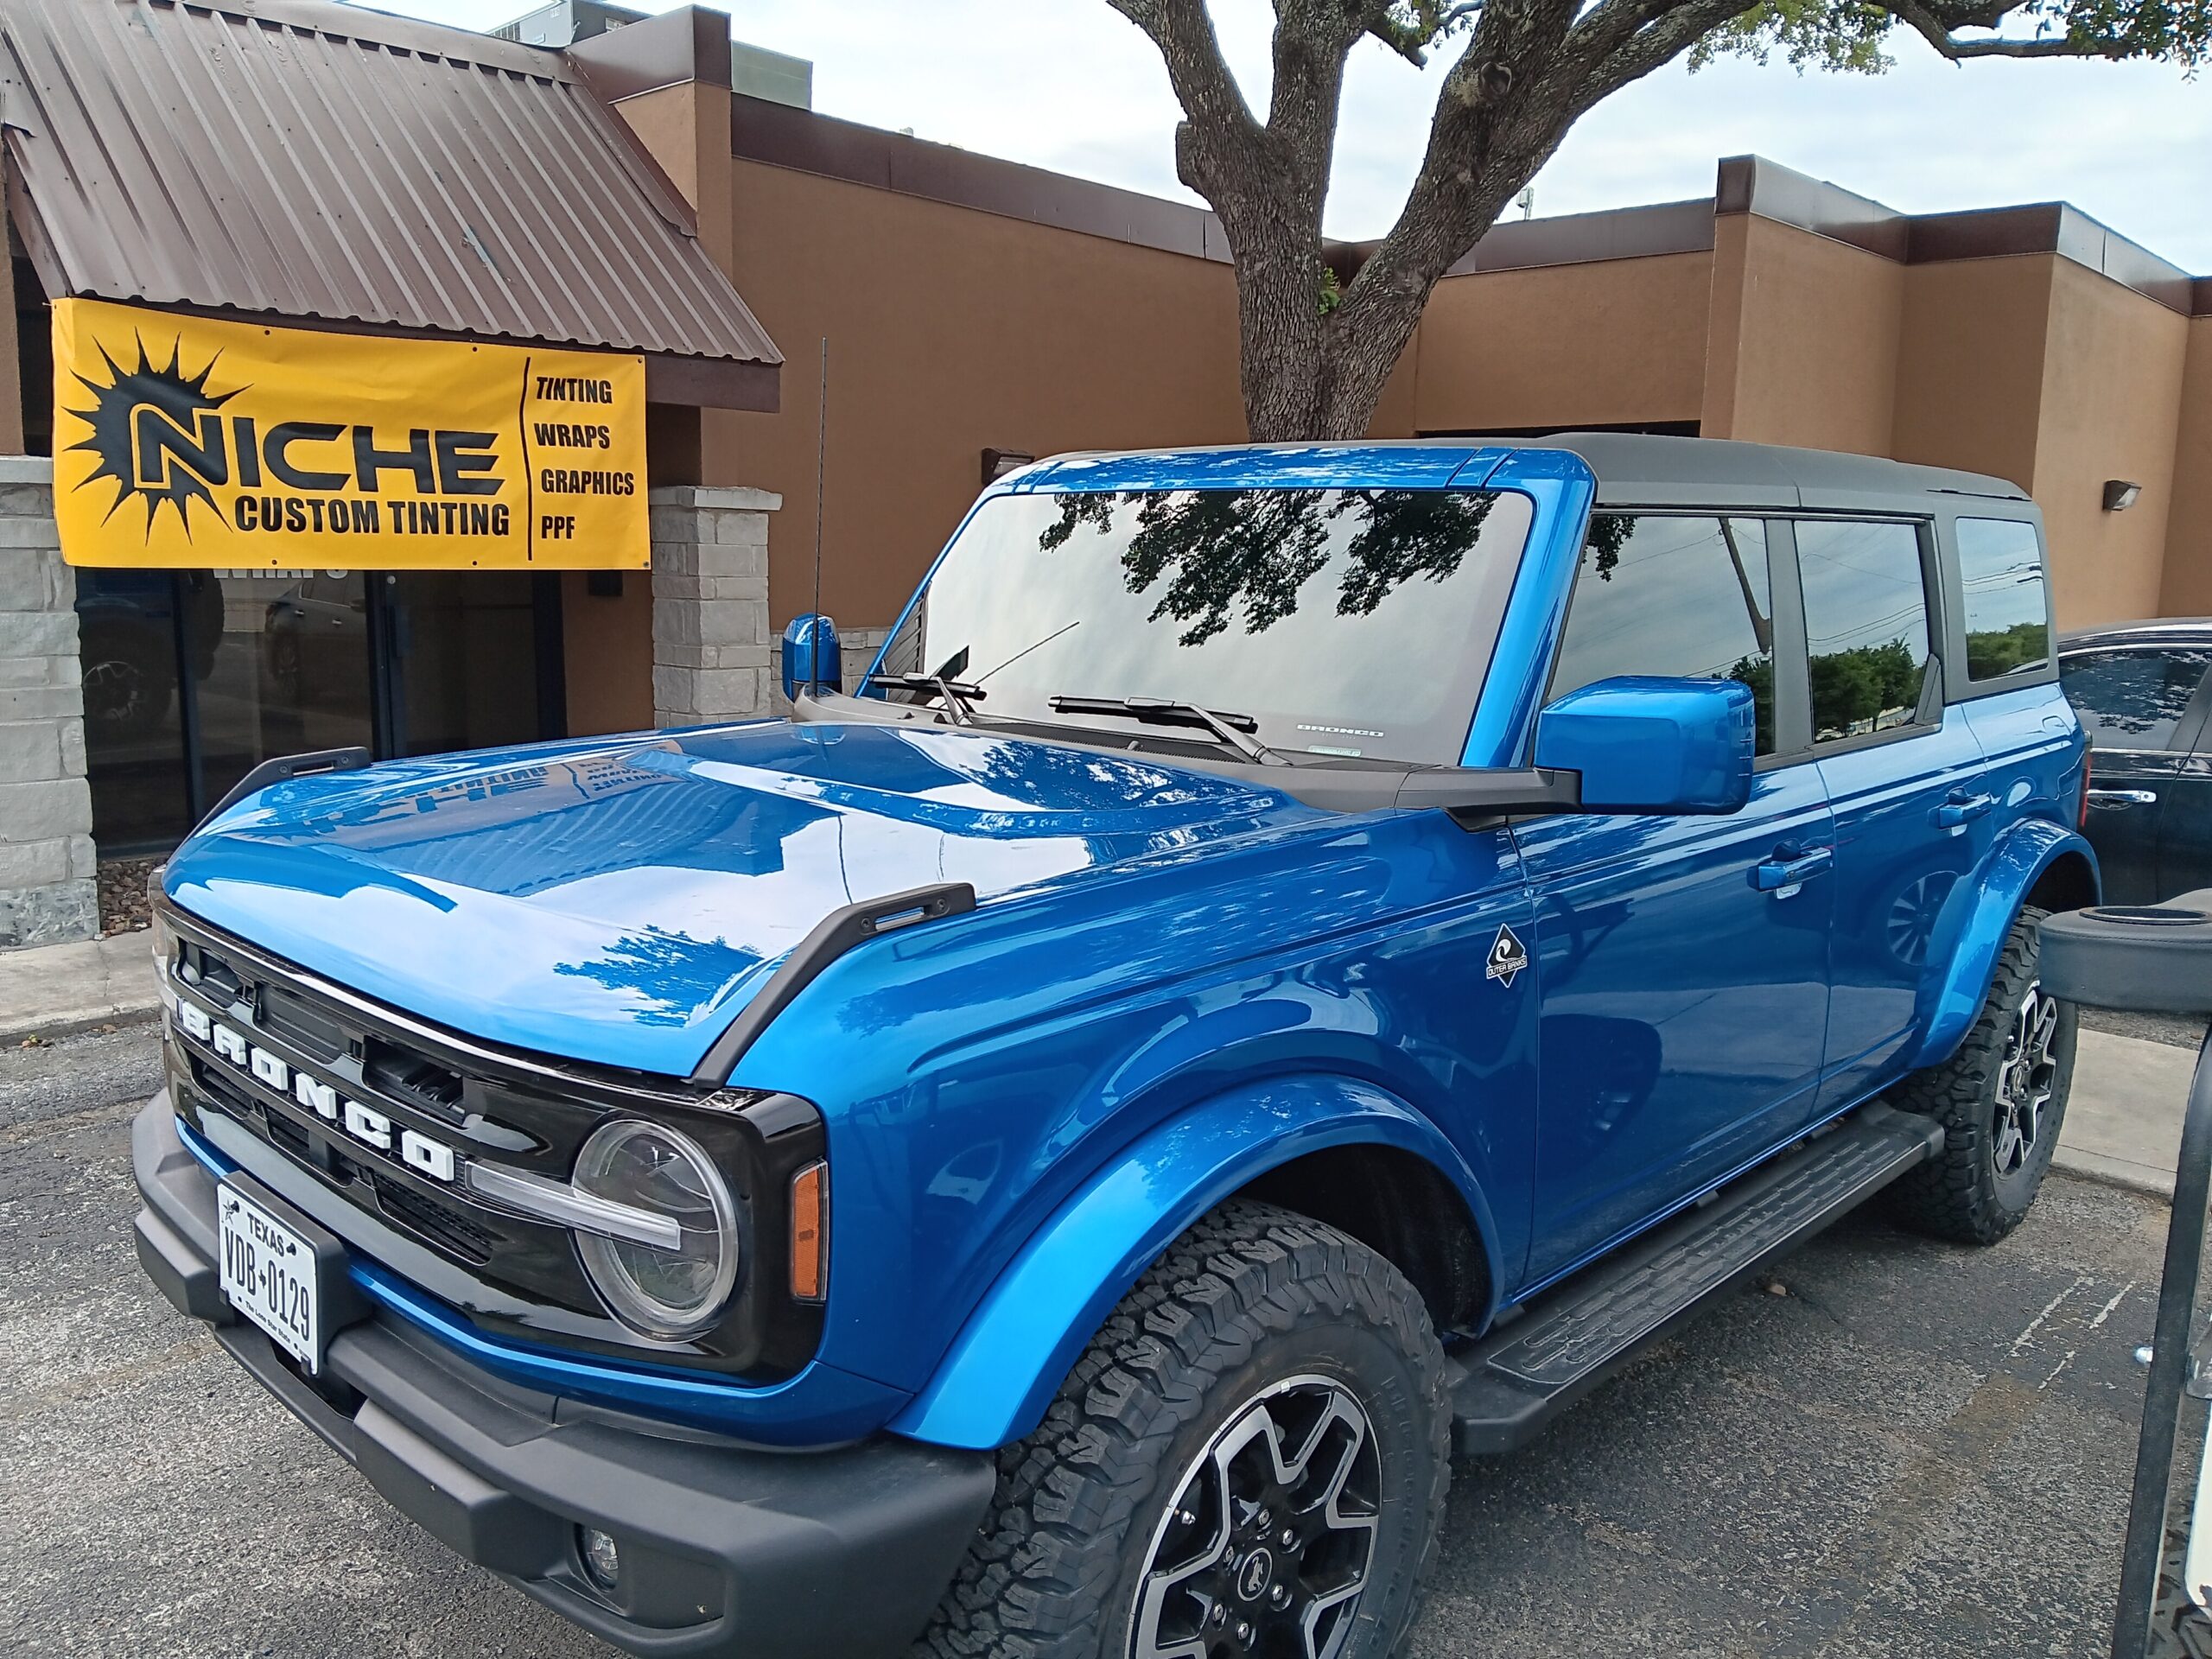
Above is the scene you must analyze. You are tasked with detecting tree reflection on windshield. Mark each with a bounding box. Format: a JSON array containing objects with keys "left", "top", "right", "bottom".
[
  {"left": 1040, "top": 488, "right": 1497, "bottom": 647},
  {"left": 885, "top": 484, "right": 1532, "bottom": 766}
]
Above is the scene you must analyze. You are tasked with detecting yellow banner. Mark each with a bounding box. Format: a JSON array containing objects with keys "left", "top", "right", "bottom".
[{"left": 53, "top": 299, "right": 648, "bottom": 569}]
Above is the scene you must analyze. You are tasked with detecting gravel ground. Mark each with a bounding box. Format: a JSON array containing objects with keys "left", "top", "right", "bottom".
[{"left": 0, "top": 1025, "right": 2171, "bottom": 1657}]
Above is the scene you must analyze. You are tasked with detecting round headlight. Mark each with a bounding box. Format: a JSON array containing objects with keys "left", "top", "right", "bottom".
[{"left": 572, "top": 1119, "right": 740, "bottom": 1339}]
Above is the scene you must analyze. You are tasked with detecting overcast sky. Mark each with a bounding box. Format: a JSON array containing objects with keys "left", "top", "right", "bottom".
[{"left": 394, "top": 0, "right": 2212, "bottom": 271}]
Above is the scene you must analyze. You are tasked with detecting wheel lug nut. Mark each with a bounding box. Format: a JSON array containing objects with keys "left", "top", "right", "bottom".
[
  {"left": 1280, "top": 1527, "right": 1296, "bottom": 1548},
  {"left": 1255, "top": 1507, "right": 1271, "bottom": 1530},
  {"left": 1209, "top": 1603, "right": 1226, "bottom": 1627},
  {"left": 1271, "top": 1584, "right": 1292, "bottom": 1609},
  {"left": 1236, "top": 1622, "right": 1253, "bottom": 1643}
]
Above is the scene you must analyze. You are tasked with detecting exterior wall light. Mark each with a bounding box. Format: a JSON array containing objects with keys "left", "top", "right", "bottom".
[{"left": 2104, "top": 480, "right": 2144, "bottom": 512}]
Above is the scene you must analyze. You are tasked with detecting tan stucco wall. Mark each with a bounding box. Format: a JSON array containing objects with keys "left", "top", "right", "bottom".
[
  {"left": 608, "top": 85, "right": 752, "bottom": 490},
  {"left": 1890, "top": 255, "right": 2053, "bottom": 496},
  {"left": 561, "top": 569, "right": 655, "bottom": 735},
  {"left": 2030, "top": 260, "right": 2190, "bottom": 629},
  {"left": 2160, "top": 318, "right": 2212, "bottom": 617},
  {"left": 1702, "top": 214, "right": 1903, "bottom": 454},
  {"left": 720, "top": 158, "right": 1246, "bottom": 628},
  {"left": 1410, "top": 251, "right": 1711, "bottom": 434}
]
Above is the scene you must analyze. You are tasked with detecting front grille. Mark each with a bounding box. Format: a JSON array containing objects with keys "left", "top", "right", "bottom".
[
  {"left": 156, "top": 899, "right": 831, "bottom": 1381},
  {"left": 363, "top": 1039, "right": 465, "bottom": 1118},
  {"left": 259, "top": 985, "right": 347, "bottom": 1063},
  {"left": 264, "top": 1110, "right": 314, "bottom": 1163},
  {"left": 372, "top": 1175, "right": 497, "bottom": 1264}
]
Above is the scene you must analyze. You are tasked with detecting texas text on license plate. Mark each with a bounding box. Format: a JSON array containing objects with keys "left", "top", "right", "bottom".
[{"left": 218, "top": 1182, "right": 322, "bottom": 1374}]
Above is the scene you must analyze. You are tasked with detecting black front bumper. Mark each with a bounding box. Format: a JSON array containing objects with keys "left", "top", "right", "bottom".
[{"left": 131, "top": 1095, "right": 995, "bottom": 1659}]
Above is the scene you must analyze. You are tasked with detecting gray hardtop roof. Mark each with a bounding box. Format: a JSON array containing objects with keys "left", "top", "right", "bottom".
[
  {"left": 1540, "top": 432, "right": 2031, "bottom": 512},
  {"left": 1015, "top": 434, "right": 2030, "bottom": 514},
  {"left": 2058, "top": 618, "right": 2212, "bottom": 651}
]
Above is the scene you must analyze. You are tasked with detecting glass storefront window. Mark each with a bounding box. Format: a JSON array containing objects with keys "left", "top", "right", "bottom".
[
  {"left": 196, "top": 570, "right": 375, "bottom": 810},
  {"left": 75, "top": 569, "right": 200, "bottom": 853},
  {"left": 75, "top": 568, "right": 557, "bottom": 853}
]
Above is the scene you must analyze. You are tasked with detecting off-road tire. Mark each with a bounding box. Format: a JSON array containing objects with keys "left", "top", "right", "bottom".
[
  {"left": 1888, "top": 905, "right": 2075, "bottom": 1245},
  {"left": 912, "top": 1201, "right": 1452, "bottom": 1659},
  {"left": 2151, "top": 1515, "right": 2212, "bottom": 1658}
]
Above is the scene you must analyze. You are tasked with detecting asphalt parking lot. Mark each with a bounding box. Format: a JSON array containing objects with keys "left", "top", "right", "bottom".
[{"left": 0, "top": 1023, "right": 2171, "bottom": 1657}]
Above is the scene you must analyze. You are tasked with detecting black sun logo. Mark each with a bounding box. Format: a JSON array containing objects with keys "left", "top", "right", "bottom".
[{"left": 66, "top": 338, "right": 243, "bottom": 537}]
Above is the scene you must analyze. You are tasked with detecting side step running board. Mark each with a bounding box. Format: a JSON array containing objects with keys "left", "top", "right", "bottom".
[{"left": 1451, "top": 1103, "right": 1944, "bottom": 1456}]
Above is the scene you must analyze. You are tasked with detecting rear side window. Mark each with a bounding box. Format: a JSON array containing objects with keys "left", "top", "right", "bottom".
[
  {"left": 2062, "top": 648, "right": 2211, "bottom": 752},
  {"left": 1956, "top": 518, "right": 2052, "bottom": 682},
  {"left": 1796, "top": 520, "right": 1933, "bottom": 745},
  {"left": 1549, "top": 514, "right": 1777, "bottom": 754}
]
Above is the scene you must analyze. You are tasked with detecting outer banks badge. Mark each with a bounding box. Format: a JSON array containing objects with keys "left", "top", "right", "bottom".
[{"left": 1485, "top": 924, "right": 1529, "bottom": 988}]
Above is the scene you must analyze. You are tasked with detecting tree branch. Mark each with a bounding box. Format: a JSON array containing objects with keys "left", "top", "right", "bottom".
[
  {"left": 1103, "top": 0, "right": 1265, "bottom": 200},
  {"left": 1572, "top": 0, "right": 1770, "bottom": 95}
]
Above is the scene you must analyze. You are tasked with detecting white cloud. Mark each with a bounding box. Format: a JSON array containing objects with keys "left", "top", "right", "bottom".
[{"left": 385, "top": 0, "right": 2211, "bottom": 270}]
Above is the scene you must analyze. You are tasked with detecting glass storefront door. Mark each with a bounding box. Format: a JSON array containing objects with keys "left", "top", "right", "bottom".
[
  {"left": 199, "top": 571, "right": 376, "bottom": 814},
  {"left": 378, "top": 572, "right": 556, "bottom": 758},
  {"left": 77, "top": 569, "right": 563, "bottom": 854}
]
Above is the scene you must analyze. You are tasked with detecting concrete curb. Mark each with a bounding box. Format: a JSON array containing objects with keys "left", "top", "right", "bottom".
[
  {"left": 2050, "top": 1147, "right": 2174, "bottom": 1202},
  {"left": 0, "top": 930, "right": 162, "bottom": 1044},
  {"left": 2053, "top": 1027, "right": 2190, "bottom": 1206},
  {"left": 2, "top": 999, "right": 162, "bottom": 1046}
]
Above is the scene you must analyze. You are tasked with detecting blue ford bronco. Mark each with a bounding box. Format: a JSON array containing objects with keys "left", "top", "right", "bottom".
[{"left": 133, "top": 435, "right": 2096, "bottom": 1659}]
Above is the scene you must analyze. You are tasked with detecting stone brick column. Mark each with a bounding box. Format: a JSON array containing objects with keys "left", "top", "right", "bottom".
[
  {"left": 0, "top": 457, "right": 97, "bottom": 950},
  {"left": 649, "top": 485, "right": 779, "bottom": 727}
]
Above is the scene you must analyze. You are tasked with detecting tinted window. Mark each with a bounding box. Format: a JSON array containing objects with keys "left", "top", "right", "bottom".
[
  {"left": 1796, "top": 519, "right": 1933, "bottom": 744},
  {"left": 1549, "top": 515, "right": 1777, "bottom": 754},
  {"left": 2062, "top": 648, "right": 2211, "bottom": 751},
  {"left": 879, "top": 487, "right": 1533, "bottom": 766},
  {"left": 1956, "top": 518, "right": 2051, "bottom": 681}
]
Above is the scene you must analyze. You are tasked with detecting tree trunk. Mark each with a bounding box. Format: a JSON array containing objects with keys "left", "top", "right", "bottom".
[{"left": 1229, "top": 215, "right": 1330, "bottom": 442}]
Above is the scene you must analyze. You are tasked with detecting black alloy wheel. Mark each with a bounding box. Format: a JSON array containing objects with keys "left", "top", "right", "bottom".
[{"left": 1131, "top": 1374, "right": 1381, "bottom": 1659}]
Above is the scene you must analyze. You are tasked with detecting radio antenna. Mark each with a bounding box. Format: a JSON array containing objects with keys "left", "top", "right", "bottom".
[{"left": 812, "top": 336, "right": 828, "bottom": 619}]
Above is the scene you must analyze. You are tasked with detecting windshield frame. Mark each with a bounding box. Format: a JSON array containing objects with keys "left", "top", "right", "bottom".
[{"left": 859, "top": 481, "right": 1540, "bottom": 770}]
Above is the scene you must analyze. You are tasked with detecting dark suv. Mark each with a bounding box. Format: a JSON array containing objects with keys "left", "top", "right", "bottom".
[{"left": 2061, "top": 619, "right": 2212, "bottom": 903}]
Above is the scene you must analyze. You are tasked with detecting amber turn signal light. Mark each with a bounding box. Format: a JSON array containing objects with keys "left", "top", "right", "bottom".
[{"left": 790, "top": 1161, "right": 828, "bottom": 1302}]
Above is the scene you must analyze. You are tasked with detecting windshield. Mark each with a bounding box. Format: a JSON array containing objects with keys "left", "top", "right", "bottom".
[{"left": 874, "top": 486, "right": 1534, "bottom": 766}]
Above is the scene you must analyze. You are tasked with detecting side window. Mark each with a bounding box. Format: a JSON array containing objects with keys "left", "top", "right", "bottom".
[
  {"left": 1796, "top": 519, "right": 1933, "bottom": 745},
  {"left": 1955, "top": 518, "right": 2052, "bottom": 682},
  {"left": 2061, "top": 649, "right": 2212, "bottom": 752},
  {"left": 1550, "top": 514, "right": 1777, "bottom": 754}
]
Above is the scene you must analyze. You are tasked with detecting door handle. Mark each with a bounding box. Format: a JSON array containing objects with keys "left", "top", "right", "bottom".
[
  {"left": 1752, "top": 846, "right": 1834, "bottom": 893},
  {"left": 1935, "top": 791, "right": 1997, "bottom": 828},
  {"left": 2086, "top": 788, "right": 2159, "bottom": 810}
]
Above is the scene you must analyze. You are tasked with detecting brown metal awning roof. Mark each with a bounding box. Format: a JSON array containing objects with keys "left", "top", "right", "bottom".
[{"left": 0, "top": 0, "right": 780, "bottom": 409}]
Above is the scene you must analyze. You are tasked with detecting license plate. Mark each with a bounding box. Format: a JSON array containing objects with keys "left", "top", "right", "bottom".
[{"left": 218, "top": 1181, "right": 322, "bottom": 1374}]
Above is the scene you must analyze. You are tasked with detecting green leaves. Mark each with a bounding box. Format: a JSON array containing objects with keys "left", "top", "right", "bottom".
[
  {"left": 1695, "top": 0, "right": 2212, "bottom": 68},
  {"left": 1690, "top": 0, "right": 1897, "bottom": 71}
]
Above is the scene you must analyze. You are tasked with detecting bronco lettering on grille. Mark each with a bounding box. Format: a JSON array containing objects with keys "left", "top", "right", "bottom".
[{"left": 200, "top": 1018, "right": 460, "bottom": 1184}]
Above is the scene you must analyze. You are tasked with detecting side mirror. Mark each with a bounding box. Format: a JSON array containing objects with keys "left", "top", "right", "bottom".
[
  {"left": 780, "top": 613, "right": 843, "bottom": 702},
  {"left": 1535, "top": 676, "right": 1754, "bottom": 815}
]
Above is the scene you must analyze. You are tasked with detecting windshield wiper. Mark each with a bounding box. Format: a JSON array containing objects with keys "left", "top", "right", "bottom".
[
  {"left": 868, "top": 672, "right": 986, "bottom": 725},
  {"left": 1047, "top": 695, "right": 1290, "bottom": 766}
]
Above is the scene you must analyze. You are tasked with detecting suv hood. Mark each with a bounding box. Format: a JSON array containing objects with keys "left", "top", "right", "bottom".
[{"left": 163, "top": 721, "right": 1312, "bottom": 1077}]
